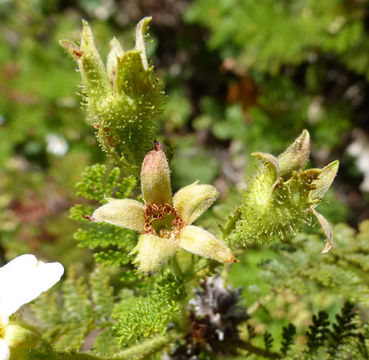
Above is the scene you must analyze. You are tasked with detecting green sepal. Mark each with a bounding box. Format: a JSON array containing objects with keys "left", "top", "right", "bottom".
[{"left": 277, "top": 129, "right": 310, "bottom": 176}]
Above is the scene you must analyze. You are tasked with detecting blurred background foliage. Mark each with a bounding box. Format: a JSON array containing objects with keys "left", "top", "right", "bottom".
[{"left": 0, "top": 0, "right": 369, "bottom": 357}]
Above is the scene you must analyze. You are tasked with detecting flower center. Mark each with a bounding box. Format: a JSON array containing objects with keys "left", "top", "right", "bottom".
[{"left": 144, "top": 203, "right": 184, "bottom": 238}]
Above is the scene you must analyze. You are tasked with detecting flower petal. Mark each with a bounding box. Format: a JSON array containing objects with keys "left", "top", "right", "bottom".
[
  {"left": 131, "top": 234, "right": 178, "bottom": 272},
  {"left": 0, "top": 339, "right": 10, "bottom": 360},
  {"left": 91, "top": 199, "right": 145, "bottom": 232},
  {"left": 141, "top": 142, "right": 172, "bottom": 205},
  {"left": 0, "top": 255, "right": 64, "bottom": 319},
  {"left": 173, "top": 182, "right": 219, "bottom": 225},
  {"left": 179, "top": 225, "right": 237, "bottom": 263}
]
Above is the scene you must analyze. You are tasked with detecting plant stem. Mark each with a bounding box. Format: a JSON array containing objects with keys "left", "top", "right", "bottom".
[
  {"left": 111, "top": 332, "right": 183, "bottom": 359},
  {"left": 52, "top": 332, "right": 182, "bottom": 360}
]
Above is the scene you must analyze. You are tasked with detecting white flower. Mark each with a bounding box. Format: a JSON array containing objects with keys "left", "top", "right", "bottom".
[
  {"left": 0, "top": 254, "right": 64, "bottom": 360},
  {"left": 45, "top": 133, "right": 68, "bottom": 157}
]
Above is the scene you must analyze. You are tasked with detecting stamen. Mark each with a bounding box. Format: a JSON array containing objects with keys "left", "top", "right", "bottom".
[{"left": 144, "top": 203, "right": 184, "bottom": 238}]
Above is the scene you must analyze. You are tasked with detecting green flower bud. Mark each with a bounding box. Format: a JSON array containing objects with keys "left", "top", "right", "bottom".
[
  {"left": 230, "top": 130, "right": 338, "bottom": 253},
  {"left": 4, "top": 323, "right": 45, "bottom": 360},
  {"left": 60, "top": 21, "right": 111, "bottom": 100},
  {"left": 60, "top": 17, "right": 166, "bottom": 173},
  {"left": 135, "top": 17, "right": 151, "bottom": 71}
]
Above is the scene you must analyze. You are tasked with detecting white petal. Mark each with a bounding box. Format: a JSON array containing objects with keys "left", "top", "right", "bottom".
[
  {"left": 0, "top": 254, "right": 64, "bottom": 318},
  {"left": 0, "top": 339, "right": 10, "bottom": 360}
]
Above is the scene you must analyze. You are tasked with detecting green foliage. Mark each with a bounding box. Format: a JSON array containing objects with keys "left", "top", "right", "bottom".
[
  {"left": 75, "top": 165, "right": 137, "bottom": 204},
  {"left": 31, "top": 266, "right": 120, "bottom": 355},
  {"left": 113, "top": 272, "right": 187, "bottom": 346},
  {"left": 280, "top": 324, "right": 296, "bottom": 356},
  {"left": 186, "top": 0, "right": 368, "bottom": 76},
  {"left": 260, "top": 221, "right": 369, "bottom": 303},
  {"left": 241, "top": 302, "right": 368, "bottom": 359},
  {"left": 326, "top": 302, "right": 358, "bottom": 358},
  {"left": 305, "top": 311, "right": 330, "bottom": 356},
  {"left": 263, "top": 331, "right": 273, "bottom": 352},
  {"left": 1, "top": 5, "right": 367, "bottom": 360},
  {"left": 185, "top": 0, "right": 359, "bottom": 165},
  {"left": 70, "top": 164, "right": 139, "bottom": 270}
]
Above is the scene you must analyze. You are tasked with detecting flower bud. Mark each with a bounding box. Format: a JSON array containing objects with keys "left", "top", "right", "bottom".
[
  {"left": 141, "top": 142, "right": 172, "bottom": 205},
  {"left": 79, "top": 20, "right": 111, "bottom": 98},
  {"left": 3, "top": 323, "right": 44, "bottom": 359}
]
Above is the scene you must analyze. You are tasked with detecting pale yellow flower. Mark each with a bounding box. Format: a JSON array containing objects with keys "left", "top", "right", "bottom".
[{"left": 92, "top": 142, "right": 236, "bottom": 272}]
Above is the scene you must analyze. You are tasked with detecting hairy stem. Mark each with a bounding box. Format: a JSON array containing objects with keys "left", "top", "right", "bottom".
[
  {"left": 112, "top": 332, "right": 183, "bottom": 359},
  {"left": 51, "top": 332, "right": 182, "bottom": 360}
]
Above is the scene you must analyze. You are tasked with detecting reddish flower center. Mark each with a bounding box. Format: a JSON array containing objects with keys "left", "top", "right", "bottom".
[{"left": 144, "top": 203, "right": 184, "bottom": 238}]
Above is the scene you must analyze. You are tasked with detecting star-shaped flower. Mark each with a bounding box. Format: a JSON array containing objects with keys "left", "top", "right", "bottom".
[
  {"left": 92, "top": 142, "right": 236, "bottom": 272},
  {"left": 0, "top": 254, "right": 64, "bottom": 360}
]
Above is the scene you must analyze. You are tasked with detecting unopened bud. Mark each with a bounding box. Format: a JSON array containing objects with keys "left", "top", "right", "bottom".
[
  {"left": 3, "top": 323, "right": 43, "bottom": 359},
  {"left": 252, "top": 152, "right": 280, "bottom": 190}
]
